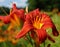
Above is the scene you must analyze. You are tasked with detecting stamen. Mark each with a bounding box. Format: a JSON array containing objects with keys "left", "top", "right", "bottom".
[
  {"left": 33, "top": 16, "right": 44, "bottom": 29},
  {"left": 36, "top": 16, "right": 38, "bottom": 21}
]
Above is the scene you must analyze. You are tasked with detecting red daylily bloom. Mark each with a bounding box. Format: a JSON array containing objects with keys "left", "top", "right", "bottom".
[
  {"left": 0, "top": 3, "right": 25, "bottom": 24},
  {"left": 16, "top": 9, "right": 59, "bottom": 43}
]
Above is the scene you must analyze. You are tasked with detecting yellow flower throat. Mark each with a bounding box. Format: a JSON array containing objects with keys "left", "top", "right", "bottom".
[{"left": 33, "top": 16, "right": 44, "bottom": 29}]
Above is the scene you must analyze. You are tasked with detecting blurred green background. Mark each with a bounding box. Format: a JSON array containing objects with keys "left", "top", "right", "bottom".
[{"left": 0, "top": 0, "right": 60, "bottom": 47}]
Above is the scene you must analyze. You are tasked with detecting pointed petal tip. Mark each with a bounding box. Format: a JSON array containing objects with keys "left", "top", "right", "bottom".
[
  {"left": 15, "top": 32, "right": 23, "bottom": 39},
  {"left": 15, "top": 35, "right": 19, "bottom": 39},
  {"left": 52, "top": 28, "right": 59, "bottom": 36},
  {"left": 53, "top": 31, "right": 59, "bottom": 36},
  {"left": 15, "top": 33, "right": 22, "bottom": 39}
]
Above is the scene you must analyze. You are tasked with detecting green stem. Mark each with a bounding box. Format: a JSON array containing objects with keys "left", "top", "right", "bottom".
[
  {"left": 44, "top": 41, "right": 45, "bottom": 47},
  {"left": 34, "top": 42, "right": 40, "bottom": 47},
  {"left": 26, "top": 32, "right": 33, "bottom": 46},
  {"left": 28, "top": 32, "right": 33, "bottom": 44},
  {"left": 3, "top": 42, "right": 7, "bottom": 47}
]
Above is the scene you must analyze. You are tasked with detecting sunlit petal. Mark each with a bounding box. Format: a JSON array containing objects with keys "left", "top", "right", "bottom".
[{"left": 16, "top": 22, "right": 33, "bottom": 39}]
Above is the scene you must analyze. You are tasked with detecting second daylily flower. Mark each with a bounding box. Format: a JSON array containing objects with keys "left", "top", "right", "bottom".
[{"left": 0, "top": 3, "right": 25, "bottom": 24}]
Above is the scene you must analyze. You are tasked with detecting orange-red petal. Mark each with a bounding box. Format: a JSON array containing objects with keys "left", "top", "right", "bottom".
[
  {"left": 10, "top": 9, "right": 25, "bottom": 21},
  {"left": 42, "top": 14, "right": 59, "bottom": 36},
  {"left": 36, "top": 29, "right": 47, "bottom": 43},
  {"left": 0, "top": 16, "right": 10, "bottom": 24},
  {"left": 16, "top": 22, "right": 33, "bottom": 39},
  {"left": 52, "top": 24, "right": 59, "bottom": 36}
]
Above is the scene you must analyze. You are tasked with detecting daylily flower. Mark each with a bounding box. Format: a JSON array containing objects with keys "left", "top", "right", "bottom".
[
  {"left": 16, "top": 9, "right": 59, "bottom": 44},
  {"left": 0, "top": 3, "right": 25, "bottom": 24}
]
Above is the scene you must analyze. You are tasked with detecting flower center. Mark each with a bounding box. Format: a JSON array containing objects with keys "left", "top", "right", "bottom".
[
  {"left": 33, "top": 16, "right": 44, "bottom": 29},
  {"left": 33, "top": 21, "right": 43, "bottom": 29}
]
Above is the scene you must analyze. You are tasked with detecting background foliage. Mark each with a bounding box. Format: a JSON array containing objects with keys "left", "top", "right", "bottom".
[
  {"left": 0, "top": 0, "right": 60, "bottom": 47},
  {"left": 27, "top": 0, "right": 60, "bottom": 11}
]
